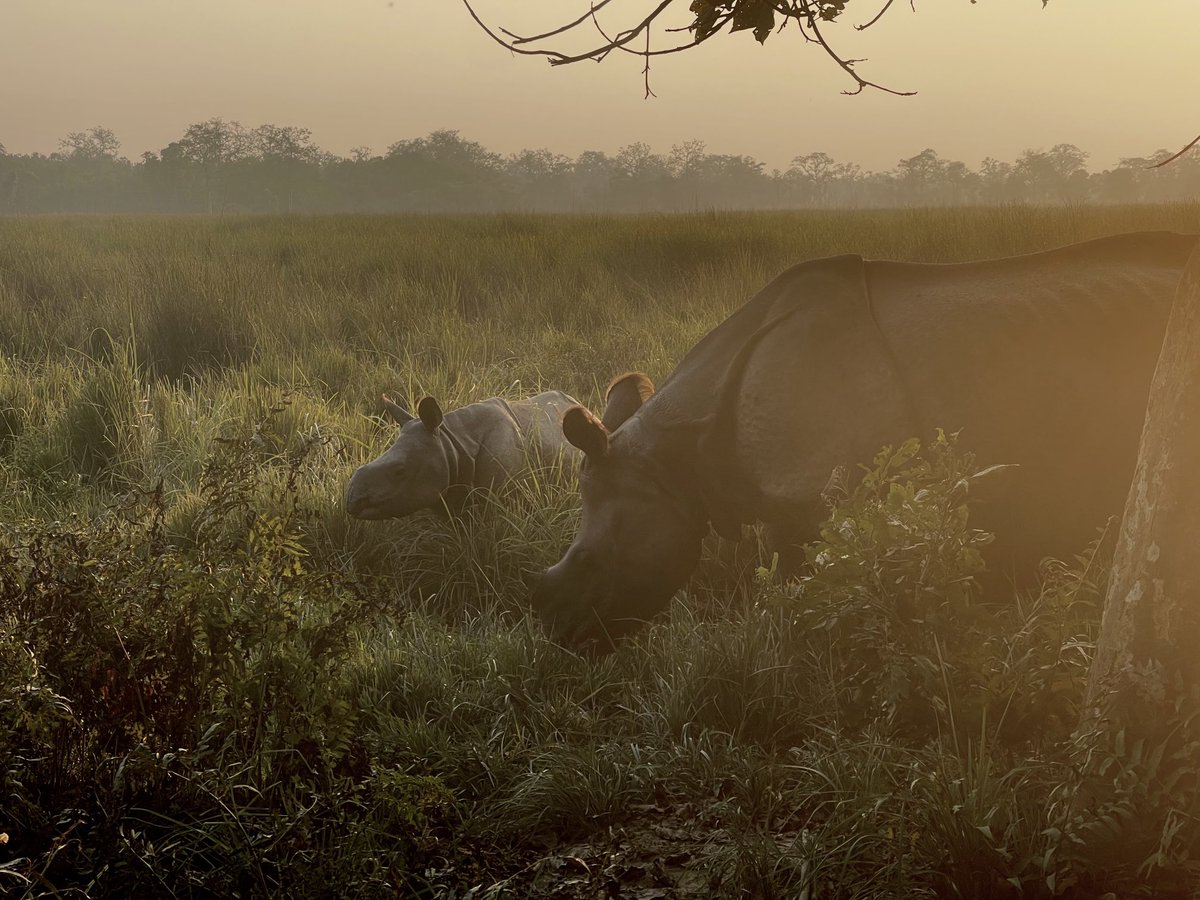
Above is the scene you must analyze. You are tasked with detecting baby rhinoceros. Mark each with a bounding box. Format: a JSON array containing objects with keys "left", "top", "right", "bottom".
[{"left": 345, "top": 390, "right": 581, "bottom": 520}]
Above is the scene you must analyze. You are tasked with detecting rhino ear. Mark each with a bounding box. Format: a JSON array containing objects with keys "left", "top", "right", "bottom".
[
  {"left": 417, "top": 396, "right": 444, "bottom": 431},
  {"left": 563, "top": 406, "right": 608, "bottom": 457},
  {"left": 381, "top": 394, "right": 414, "bottom": 426},
  {"left": 602, "top": 372, "right": 655, "bottom": 432}
]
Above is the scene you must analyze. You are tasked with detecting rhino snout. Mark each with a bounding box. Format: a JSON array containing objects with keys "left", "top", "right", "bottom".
[
  {"left": 530, "top": 562, "right": 565, "bottom": 618},
  {"left": 344, "top": 483, "right": 369, "bottom": 518},
  {"left": 531, "top": 557, "right": 622, "bottom": 648},
  {"left": 345, "top": 469, "right": 386, "bottom": 519},
  {"left": 531, "top": 563, "right": 584, "bottom": 636}
]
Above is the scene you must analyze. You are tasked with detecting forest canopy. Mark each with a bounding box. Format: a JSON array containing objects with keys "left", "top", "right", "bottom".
[{"left": 1, "top": 121, "right": 1197, "bottom": 214}]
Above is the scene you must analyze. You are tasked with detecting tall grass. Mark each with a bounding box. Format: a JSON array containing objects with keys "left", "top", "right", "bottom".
[{"left": 0, "top": 207, "right": 1198, "bottom": 897}]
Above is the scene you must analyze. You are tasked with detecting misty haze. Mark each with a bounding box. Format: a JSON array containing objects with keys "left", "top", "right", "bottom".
[
  {"left": 4, "top": 124, "right": 1200, "bottom": 213},
  {"left": 1, "top": 2, "right": 1198, "bottom": 898}
]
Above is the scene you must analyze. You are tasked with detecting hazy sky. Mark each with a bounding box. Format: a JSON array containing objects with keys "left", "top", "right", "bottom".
[{"left": 1, "top": 1, "right": 1195, "bottom": 171}]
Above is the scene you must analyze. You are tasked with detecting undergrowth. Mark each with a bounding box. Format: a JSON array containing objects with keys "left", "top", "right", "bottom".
[{"left": 2, "top": 209, "right": 1199, "bottom": 897}]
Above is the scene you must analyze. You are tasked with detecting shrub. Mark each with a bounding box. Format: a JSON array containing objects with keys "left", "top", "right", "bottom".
[
  {"left": 766, "top": 433, "right": 1098, "bottom": 748},
  {"left": 0, "top": 402, "right": 380, "bottom": 891}
]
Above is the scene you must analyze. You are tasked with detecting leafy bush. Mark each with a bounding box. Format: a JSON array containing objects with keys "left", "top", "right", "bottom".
[
  {"left": 765, "top": 433, "right": 1100, "bottom": 748},
  {"left": 1055, "top": 707, "right": 1200, "bottom": 896},
  {"left": 0, "top": 403, "right": 388, "bottom": 892}
]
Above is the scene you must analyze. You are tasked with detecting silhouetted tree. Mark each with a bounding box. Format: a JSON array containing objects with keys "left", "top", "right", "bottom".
[
  {"left": 895, "top": 148, "right": 975, "bottom": 205},
  {"left": 58, "top": 126, "right": 121, "bottom": 162},
  {"left": 506, "top": 148, "right": 573, "bottom": 209},
  {"left": 251, "top": 124, "right": 324, "bottom": 211},
  {"left": 383, "top": 129, "right": 505, "bottom": 211},
  {"left": 571, "top": 150, "right": 618, "bottom": 208},
  {"left": 1012, "top": 143, "right": 1089, "bottom": 202},
  {"left": 612, "top": 142, "right": 670, "bottom": 209},
  {"left": 978, "top": 156, "right": 1014, "bottom": 202},
  {"left": 51, "top": 126, "right": 131, "bottom": 211},
  {"left": 159, "top": 118, "right": 253, "bottom": 212},
  {"left": 2, "top": 124, "right": 1199, "bottom": 213},
  {"left": 784, "top": 151, "right": 860, "bottom": 206}
]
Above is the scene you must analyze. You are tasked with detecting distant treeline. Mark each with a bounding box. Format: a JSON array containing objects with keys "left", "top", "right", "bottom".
[{"left": 2, "top": 120, "right": 1198, "bottom": 213}]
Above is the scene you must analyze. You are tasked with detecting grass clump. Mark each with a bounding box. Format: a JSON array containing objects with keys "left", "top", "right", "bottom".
[
  {"left": 59, "top": 338, "right": 151, "bottom": 483},
  {"left": 139, "top": 286, "right": 255, "bottom": 382},
  {"left": 0, "top": 358, "right": 36, "bottom": 455}
]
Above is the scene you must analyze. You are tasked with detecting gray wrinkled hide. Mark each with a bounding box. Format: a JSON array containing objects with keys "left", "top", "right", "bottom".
[
  {"left": 697, "top": 232, "right": 1198, "bottom": 571},
  {"left": 536, "top": 231, "right": 1200, "bottom": 645},
  {"left": 345, "top": 390, "right": 580, "bottom": 520}
]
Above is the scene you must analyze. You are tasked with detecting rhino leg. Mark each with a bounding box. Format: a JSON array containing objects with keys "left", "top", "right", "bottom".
[
  {"left": 760, "top": 496, "right": 827, "bottom": 578},
  {"left": 762, "top": 522, "right": 806, "bottom": 578}
]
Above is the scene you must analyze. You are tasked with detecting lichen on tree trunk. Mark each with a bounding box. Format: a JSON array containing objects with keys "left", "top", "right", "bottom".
[
  {"left": 1085, "top": 245, "right": 1200, "bottom": 726},
  {"left": 1072, "top": 245, "right": 1200, "bottom": 889}
]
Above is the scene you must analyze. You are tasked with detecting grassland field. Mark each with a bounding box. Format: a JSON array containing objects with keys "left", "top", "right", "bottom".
[{"left": 1, "top": 205, "right": 1199, "bottom": 898}]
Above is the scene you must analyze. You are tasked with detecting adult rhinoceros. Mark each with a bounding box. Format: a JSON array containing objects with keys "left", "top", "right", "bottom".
[
  {"left": 345, "top": 390, "right": 580, "bottom": 520},
  {"left": 533, "top": 231, "right": 1199, "bottom": 646}
]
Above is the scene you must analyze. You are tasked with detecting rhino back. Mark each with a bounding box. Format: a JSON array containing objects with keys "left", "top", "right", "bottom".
[
  {"left": 509, "top": 391, "right": 582, "bottom": 463},
  {"left": 866, "top": 234, "right": 1194, "bottom": 561},
  {"left": 645, "top": 231, "right": 1197, "bottom": 568},
  {"left": 432, "top": 399, "right": 519, "bottom": 491},
  {"left": 871, "top": 240, "right": 1188, "bottom": 458}
]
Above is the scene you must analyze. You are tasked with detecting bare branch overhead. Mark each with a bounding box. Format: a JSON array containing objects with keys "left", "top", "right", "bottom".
[
  {"left": 460, "top": 0, "right": 914, "bottom": 97},
  {"left": 1150, "top": 133, "right": 1200, "bottom": 169}
]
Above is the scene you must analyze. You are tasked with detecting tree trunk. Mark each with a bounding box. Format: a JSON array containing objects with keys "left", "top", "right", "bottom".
[{"left": 1074, "top": 244, "right": 1200, "bottom": 889}]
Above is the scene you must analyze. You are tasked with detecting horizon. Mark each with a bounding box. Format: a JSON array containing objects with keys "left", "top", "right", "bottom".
[{"left": 1, "top": 120, "right": 1189, "bottom": 175}]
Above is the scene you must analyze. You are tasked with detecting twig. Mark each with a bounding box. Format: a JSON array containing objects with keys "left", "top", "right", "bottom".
[
  {"left": 643, "top": 29, "right": 657, "bottom": 98},
  {"left": 856, "top": 0, "right": 898, "bottom": 31},
  {"left": 548, "top": 0, "right": 677, "bottom": 66},
  {"left": 499, "top": 0, "right": 619, "bottom": 44},
  {"left": 798, "top": 0, "right": 915, "bottom": 96},
  {"left": 465, "top": 0, "right": 915, "bottom": 97},
  {"left": 589, "top": 3, "right": 734, "bottom": 60},
  {"left": 1150, "top": 133, "right": 1200, "bottom": 169},
  {"left": 460, "top": 0, "right": 574, "bottom": 61}
]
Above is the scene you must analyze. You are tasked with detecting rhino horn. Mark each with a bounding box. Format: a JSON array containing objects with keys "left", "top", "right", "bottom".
[
  {"left": 417, "top": 396, "right": 444, "bottom": 431},
  {"left": 563, "top": 405, "right": 608, "bottom": 457},
  {"left": 381, "top": 394, "right": 414, "bottom": 425},
  {"left": 602, "top": 372, "right": 655, "bottom": 432}
]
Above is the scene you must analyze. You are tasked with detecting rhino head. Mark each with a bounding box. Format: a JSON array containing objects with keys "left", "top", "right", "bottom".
[
  {"left": 532, "top": 374, "right": 710, "bottom": 648},
  {"left": 345, "top": 395, "right": 453, "bottom": 519}
]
